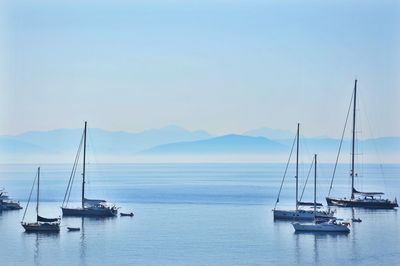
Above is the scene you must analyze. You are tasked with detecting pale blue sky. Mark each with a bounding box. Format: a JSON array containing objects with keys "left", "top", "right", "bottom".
[{"left": 0, "top": 0, "right": 399, "bottom": 137}]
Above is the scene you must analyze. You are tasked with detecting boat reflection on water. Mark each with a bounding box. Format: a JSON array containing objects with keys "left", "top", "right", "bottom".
[
  {"left": 20, "top": 228, "right": 60, "bottom": 266},
  {"left": 33, "top": 232, "right": 60, "bottom": 266},
  {"left": 80, "top": 217, "right": 86, "bottom": 265},
  {"left": 294, "top": 230, "right": 349, "bottom": 265}
]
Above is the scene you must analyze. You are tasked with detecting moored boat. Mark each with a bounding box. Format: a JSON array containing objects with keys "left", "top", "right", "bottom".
[
  {"left": 0, "top": 189, "right": 22, "bottom": 210},
  {"left": 273, "top": 124, "right": 334, "bottom": 220},
  {"left": 61, "top": 122, "right": 118, "bottom": 218},
  {"left": 326, "top": 80, "right": 398, "bottom": 209},
  {"left": 293, "top": 155, "right": 350, "bottom": 233},
  {"left": 293, "top": 219, "right": 350, "bottom": 233},
  {"left": 21, "top": 167, "right": 61, "bottom": 233}
]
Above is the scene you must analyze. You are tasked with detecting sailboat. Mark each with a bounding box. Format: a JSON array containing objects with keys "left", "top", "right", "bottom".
[
  {"left": 273, "top": 124, "right": 334, "bottom": 220},
  {"left": 326, "top": 80, "right": 398, "bottom": 209},
  {"left": 61, "top": 122, "right": 118, "bottom": 217},
  {"left": 293, "top": 155, "right": 350, "bottom": 233},
  {"left": 0, "top": 189, "right": 22, "bottom": 210},
  {"left": 21, "top": 167, "right": 61, "bottom": 232}
]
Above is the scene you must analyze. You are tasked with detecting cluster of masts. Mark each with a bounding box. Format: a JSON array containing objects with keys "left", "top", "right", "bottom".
[
  {"left": 273, "top": 80, "right": 398, "bottom": 233},
  {"left": 1, "top": 80, "right": 398, "bottom": 234},
  {"left": 13, "top": 122, "right": 131, "bottom": 233}
]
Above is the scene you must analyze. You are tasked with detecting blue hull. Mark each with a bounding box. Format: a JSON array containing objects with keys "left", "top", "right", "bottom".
[
  {"left": 61, "top": 207, "right": 117, "bottom": 217},
  {"left": 326, "top": 197, "right": 398, "bottom": 209}
]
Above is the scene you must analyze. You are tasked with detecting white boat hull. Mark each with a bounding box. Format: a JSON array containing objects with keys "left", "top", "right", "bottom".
[
  {"left": 273, "top": 209, "right": 333, "bottom": 221},
  {"left": 292, "top": 222, "right": 350, "bottom": 233}
]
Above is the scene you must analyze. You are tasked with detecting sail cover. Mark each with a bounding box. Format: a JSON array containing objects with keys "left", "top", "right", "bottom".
[
  {"left": 298, "top": 201, "right": 323, "bottom": 207},
  {"left": 352, "top": 188, "right": 384, "bottom": 196},
  {"left": 37, "top": 215, "right": 59, "bottom": 223},
  {"left": 84, "top": 198, "right": 106, "bottom": 206}
]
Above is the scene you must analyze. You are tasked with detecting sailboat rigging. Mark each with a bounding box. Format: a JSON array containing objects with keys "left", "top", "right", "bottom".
[
  {"left": 273, "top": 123, "right": 334, "bottom": 220},
  {"left": 61, "top": 122, "right": 118, "bottom": 217},
  {"left": 326, "top": 80, "right": 398, "bottom": 209},
  {"left": 21, "top": 167, "right": 61, "bottom": 232},
  {"left": 292, "top": 155, "right": 350, "bottom": 233}
]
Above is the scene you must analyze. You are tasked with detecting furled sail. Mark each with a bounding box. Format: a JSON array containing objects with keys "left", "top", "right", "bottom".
[
  {"left": 352, "top": 188, "right": 384, "bottom": 196},
  {"left": 298, "top": 201, "right": 323, "bottom": 207},
  {"left": 37, "top": 215, "right": 59, "bottom": 223},
  {"left": 84, "top": 198, "right": 106, "bottom": 206}
]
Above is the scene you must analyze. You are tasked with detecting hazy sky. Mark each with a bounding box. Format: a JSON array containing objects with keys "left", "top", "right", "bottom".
[{"left": 1, "top": 0, "right": 399, "bottom": 137}]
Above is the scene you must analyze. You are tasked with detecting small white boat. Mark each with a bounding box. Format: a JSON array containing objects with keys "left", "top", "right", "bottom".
[
  {"left": 292, "top": 155, "right": 350, "bottom": 234},
  {"left": 293, "top": 219, "right": 350, "bottom": 233},
  {"left": 0, "top": 189, "right": 23, "bottom": 210}
]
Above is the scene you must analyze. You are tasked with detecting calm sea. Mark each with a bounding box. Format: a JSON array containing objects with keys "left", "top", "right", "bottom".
[{"left": 0, "top": 163, "right": 399, "bottom": 266}]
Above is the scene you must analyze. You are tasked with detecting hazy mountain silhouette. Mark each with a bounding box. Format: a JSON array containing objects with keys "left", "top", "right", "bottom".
[
  {"left": 142, "top": 134, "right": 287, "bottom": 155},
  {"left": 0, "top": 126, "right": 399, "bottom": 163},
  {"left": 0, "top": 125, "right": 211, "bottom": 159}
]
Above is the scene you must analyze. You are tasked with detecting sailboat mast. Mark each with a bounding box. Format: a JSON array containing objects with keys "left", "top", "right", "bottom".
[
  {"left": 351, "top": 80, "right": 357, "bottom": 199},
  {"left": 314, "top": 154, "right": 317, "bottom": 220},
  {"left": 82, "top": 121, "right": 87, "bottom": 209},
  {"left": 296, "top": 123, "right": 299, "bottom": 212},
  {"left": 36, "top": 167, "right": 40, "bottom": 222}
]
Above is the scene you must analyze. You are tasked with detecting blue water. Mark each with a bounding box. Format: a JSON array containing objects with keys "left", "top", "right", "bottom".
[{"left": 0, "top": 163, "right": 399, "bottom": 265}]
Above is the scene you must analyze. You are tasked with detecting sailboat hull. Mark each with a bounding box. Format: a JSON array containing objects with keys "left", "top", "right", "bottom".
[
  {"left": 326, "top": 197, "right": 398, "bottom": 209},
  {"left": 22, "top": 222, "right": 60, "bottom": 232},
  {"left": 273, "top": 209, "right": 334, "bottom": 221},
  {"left": 61, "top": 207, "right": 118, "bottom": 217},
  {"left": 292, "top": 222, "right": 350, "bottom": 233}
]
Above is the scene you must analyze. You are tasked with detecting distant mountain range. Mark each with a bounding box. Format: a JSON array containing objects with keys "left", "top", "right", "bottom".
[
  {"left": 0, "top": 125, "right": 210, "bottom": 162},
  {"left": 0, "top": 125, "right": 399, "bottom": 163},
  {"left": 143, "top": 134, "right": 287, "bottom": 155}
]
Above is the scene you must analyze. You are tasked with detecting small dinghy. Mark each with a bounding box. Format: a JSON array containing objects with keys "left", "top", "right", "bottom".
[
  {"left": 351, "top": 218, "right": 362, "bottom": 223},
  {"left": 120, "top": 212, "right": 134, "bottom": 217},
  {"left": 67, "top": 227, "right": 80, "bottom": 231}
]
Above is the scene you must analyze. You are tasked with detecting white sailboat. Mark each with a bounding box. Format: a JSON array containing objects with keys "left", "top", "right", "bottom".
[
  {"left": 292, "top": 155, "right": 350, "bottom": 233},
  {"left": 21, "top": 167, "right": 61, "bottom": 232},
  {"left": 273, "top": 124, "right": 334, "bottom": 220}
]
